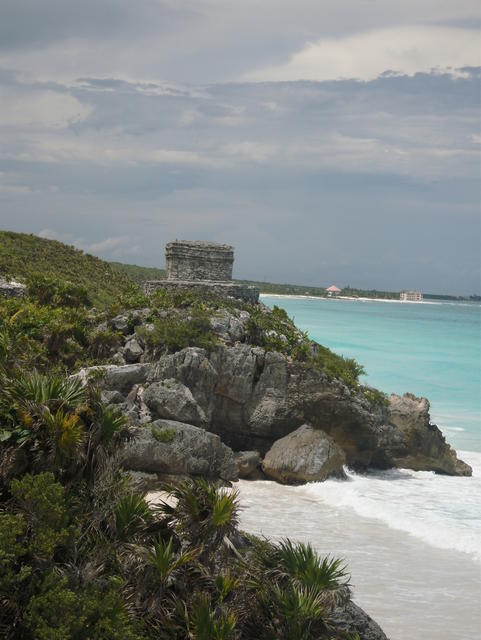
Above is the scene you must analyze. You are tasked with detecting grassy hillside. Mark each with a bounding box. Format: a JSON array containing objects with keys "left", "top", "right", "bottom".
[
  {"left": 110, "top": 261, "right": 166, "bottom": 283},
  {"left": 0, "top": 231, "right": 139, "bottom": 306}
]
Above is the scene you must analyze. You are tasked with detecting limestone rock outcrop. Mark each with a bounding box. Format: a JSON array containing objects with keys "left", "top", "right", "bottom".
[
  {"left": 262, "top": 424, "right": 346, "bottom": 484},
  {"left": 235, "top": 451, "right": 263, "bottom": 479},
  {"left": 387, "top": 393, "right": 472, "bottom": 476},
  {"left": 75, "top": 340, "right": 471, "bottom": 482},
  {"left": 0, "top": 278, "right": 26, "bottom": 298},
  {"left": 330, "top": 601, "right": 389, "bottom": 640},
  {"left": 123, "top": 419, "right": 238, "bottom": 481},
  {"left": 123, "top": 337, "right": 144, "bottom": 363},
  {"left": 143, "top": 378, "right": 208, "bottom": 426}
]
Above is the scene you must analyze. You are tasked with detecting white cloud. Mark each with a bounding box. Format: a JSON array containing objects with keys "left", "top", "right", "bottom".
[
  {"left": 223, "top": 141, "right": 279, "bottom": 163},
  {"left": 82, "top": 236, "right": 141, "bottom": 257},
  {"left": 37, "top": 231, "right": 140, "bottom": 259},
  {"left": 244, "top": 26, "right": 481, "bottom": 82},
  {"left": 38, "top": 229, "right": 85, "bottom": 245},
  {"left": 0, "top": 87, "right": 92, "bottom": 127},
  {"left": 85, "top": 236, "right": 128, "bottom": 252}
]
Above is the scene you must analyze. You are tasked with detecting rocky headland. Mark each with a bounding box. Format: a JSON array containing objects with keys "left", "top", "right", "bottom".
[
  {"left": 1, "top": 233, "right": 472, "bottom": 640},
  {"left": 74, "top": 302, "right": 471, "bottom": 488}
]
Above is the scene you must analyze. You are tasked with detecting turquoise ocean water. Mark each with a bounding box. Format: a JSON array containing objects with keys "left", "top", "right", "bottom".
[
  {"left": 235, "top": 296, "right": 481, "bottom": 638},
  {"left": 261, "top": 295, "right": 481, "bottom": 452}
]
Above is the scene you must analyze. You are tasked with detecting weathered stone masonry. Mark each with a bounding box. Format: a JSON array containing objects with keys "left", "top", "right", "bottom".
[
  {"left": 166, "top": 240, "right": 233, "bottom": 282},
  {"left": 145, "top": 240, "right": 259, "bottom": 303}
]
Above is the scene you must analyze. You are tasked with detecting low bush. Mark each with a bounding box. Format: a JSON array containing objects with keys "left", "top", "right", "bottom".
[
  {"left": 246, "top": 305, "right": 365, "bottom": 390},
  {"left": 137, "top": 309, "right": 217, "bottom": 354},
  {"left": 363, "top": 387, "right": 389, "bottom": 408},
  {"left": 27, "top": 272, "right": 91, "bottom": 308},
  {"left": 151, "top": 425, "right": 176, "bottom": 443}
]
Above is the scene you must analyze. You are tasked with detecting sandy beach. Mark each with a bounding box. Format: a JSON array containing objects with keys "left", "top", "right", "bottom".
[
  {"left": 237, "top": 479, "right": 481, "bottom": 640},
  {"left": 259, "top": 293, "right": 466, "bottom": 305}
]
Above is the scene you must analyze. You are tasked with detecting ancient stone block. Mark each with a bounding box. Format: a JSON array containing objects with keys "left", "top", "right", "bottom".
[
  {"left": 145, "top": 239, "right": 259, "bottom": 303},
  {"left": 166, "top": 240, "right": 233, "bottom": 282}
]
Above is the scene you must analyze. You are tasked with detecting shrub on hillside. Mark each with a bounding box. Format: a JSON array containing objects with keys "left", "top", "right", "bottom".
[
  {"left": 137, "top": 309, "right": 217, "bottom": 354},
  {"left": 27, "top": 273, "right": 91, "bottom": 308},
  {"left": 0, "top": 357, "right": 357, "bottom": 640},
  {"left": 246, "top": 305, "right": 365, "bottom": 390}
]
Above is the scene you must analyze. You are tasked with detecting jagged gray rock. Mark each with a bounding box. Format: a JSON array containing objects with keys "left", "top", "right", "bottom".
[
  {"left": 387, "top": 393, "right": 472, "bottom": 476},
  {"left": 74, "top": 363, "right": 151, "bottom": 394},
  {"left": 210, "top": 309, "right": 250, "bottom": 343},
  {"left": 330, "top": 601, "right": 389, "bottom": 640},
  {"left": 123, "top": 337, "right": 144, "bottom": 363},
  {"left": 0, "top": 278, "right": 26, "bottom": 298},
  {"left": 75, "top": 344, "right": 470, "bottom": 481},
  {"left": 109, "top": 314, "right": 131, "bottom": 335},
  {"left": 235, "top": 451, "right": 263, "bottom": 479},
  {"left": 143, "top": 378, "right": 207, "bottom": 426},
  {"left": 100, "top": 390, "right": 125, "bottom": 405},
  {"left": 262, "top": 424, "right": 346, "bottom": 484},
  {"left": 123, "top": 419, "right": 238, "bottom": 481}
]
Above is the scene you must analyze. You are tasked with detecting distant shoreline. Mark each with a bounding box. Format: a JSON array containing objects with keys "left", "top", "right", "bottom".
[{"left": 259, "top": 293, "right": 479, "bottom": 305}]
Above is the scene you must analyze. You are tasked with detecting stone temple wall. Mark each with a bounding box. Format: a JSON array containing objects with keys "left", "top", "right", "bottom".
[
  {"left": 144, "top": 280, "right": 259, "bottom": 304},
  {"left": 145, "top": 240, "right": 259, "bottom": 304},
  {"left": 166, "top": 241, "right": 233, "bottom": 282}
]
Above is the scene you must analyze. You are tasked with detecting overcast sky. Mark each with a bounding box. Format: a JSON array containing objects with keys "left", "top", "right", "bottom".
[{"left": 0, "top": 0, "right": 480, "bottom": 294}]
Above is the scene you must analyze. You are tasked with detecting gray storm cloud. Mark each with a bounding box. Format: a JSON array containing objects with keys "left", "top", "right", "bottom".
[{"left": 0, "top": 0, "right": 480, "bottom": 294}]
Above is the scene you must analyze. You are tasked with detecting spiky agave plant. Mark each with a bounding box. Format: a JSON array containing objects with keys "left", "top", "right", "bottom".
[
  {"left": 114, "top": 492, "right": 153, "bottom": 542},
  {"left": 0, "top": 371, "right": 88, "bottom": 476},
  {"left": 80, "top": 396, "right": 133, "bottom": 478},
  {"left": 146, "top": 536, "right": 197, "bottom": 585},
  {"left": 260, "top": 583, "right": 328, "bottom": 640},
  {"left": 188, "top": 594, "right": 237, "bottom": 640},
  {"left": 270, "top": 540, "right": 350, "bottom": 616},
  {"left": 276, "top": 539, "right": 349, "bottom": 595},
  {"left": 41, "top": 407, "right": 86, "bottom": 468},
  {"left": 2, "top": 370, "right": 87, "bottom": 416},
  {"left": 158, "top": 479, "right": 239, "bottom": 555},
  {"left": 241, "top": 537, "right": 350, "bottom": 639}
]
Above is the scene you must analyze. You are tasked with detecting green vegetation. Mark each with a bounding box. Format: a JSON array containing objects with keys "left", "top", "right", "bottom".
[
  {"left": 0, "top": 295, "right": 121, "bottom": 373},
  {"left": 151, "top": 425, "right": 176, "bottom": 443},
  {"left": 110, "top": 261, "right": 166, "bottom": 283},
  {"left": 362, "top": 387, "right": 389, "bottom": 408},
  {"left": 0, "top": 231, "right": 387, "bottom": 638},
  {"left": 0, "top": 231, "right": 142, "bottom": 307},
  {"left": 0, "top": 400, "right": 353, "bottom": 639},
  {"left": 246, "top": 305, "right": 365, "bottom": 390},
  {"left": 137, "top": 308, "right": 217, "bottom": 354}
]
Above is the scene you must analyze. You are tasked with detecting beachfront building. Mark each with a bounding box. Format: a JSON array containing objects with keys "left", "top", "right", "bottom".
[
  {"left": 400, "top": 290, "right": 423, "bottom": 301},
  {"left": 326, "top": 285, "right": 341, "bottom": 297}
]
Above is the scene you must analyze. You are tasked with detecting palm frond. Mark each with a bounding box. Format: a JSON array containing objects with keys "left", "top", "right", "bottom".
[
  {"left": 147, "top": 536, "right": 197, "bottom": 584},
  {"left": 3, "top": 370, "right": 87, "bottom": 412},
  {"left": 114, "top": 492, "right": 153, "bottom": 542}
]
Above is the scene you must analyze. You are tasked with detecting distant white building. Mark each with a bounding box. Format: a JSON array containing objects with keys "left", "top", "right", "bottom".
[{"left": 400, "top": 290, "right": 423, "bottom": 301}]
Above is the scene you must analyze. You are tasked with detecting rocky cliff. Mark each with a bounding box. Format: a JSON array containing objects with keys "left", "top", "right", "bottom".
[{"left": 74, "top": 303, "right": 471, "bottom": 485}]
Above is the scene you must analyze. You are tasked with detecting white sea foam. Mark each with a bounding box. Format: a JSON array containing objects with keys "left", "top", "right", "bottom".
[
  {"left": 237, "top": 474, "right": 481, "bottom": 640},
  {"left": 301, "top": 450, "right": 481, "bottom": 562}
]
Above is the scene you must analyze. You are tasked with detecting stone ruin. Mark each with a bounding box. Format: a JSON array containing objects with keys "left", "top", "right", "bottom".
[
  {"left": 166, "top": 240, "right": 233, "bottom": 282},
  {"left": 0, "top": 277, "right": 26, "bottom": 298},
  {"left": 144, "top": 240, "right": 259, "bottom": 303}
]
